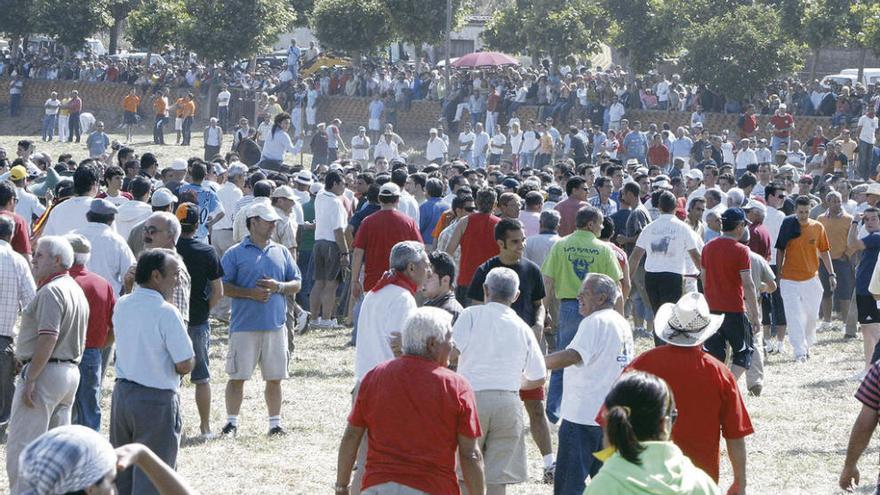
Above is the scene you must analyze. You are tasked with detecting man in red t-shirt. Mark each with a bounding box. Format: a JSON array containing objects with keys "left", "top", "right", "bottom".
[
  {"left": 744, "top": 201, "right": 771, "bottom": 261},
  {"left": 64, "top": 234, "right": 116, "bottom": 432},
  {"left": 0, "top": 182, "right": 31, "bottom": 261},
  {"left": 769, "top": 104, "right": 795, "bottom": 153},
  {"left": 350, "top": 182, "right": 422, "bottom": 338},
  {"left": 738, "top": 104, "right": 758, "bottom": 139},
  {"left": 626, "top": 292, "right": 754, "bottom": 493},
  {"left": 446, "top": 188, "right": 501, "bottom": 303},
  {"left": 701, "top": 207, "right": 761, "bottom": 379},
  {"left": 336, "top": 307, "right": 485, "bottom": 495}
]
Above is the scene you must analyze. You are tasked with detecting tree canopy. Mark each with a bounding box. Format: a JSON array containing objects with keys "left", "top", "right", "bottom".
[
  {"left": 311, "top": 0, "right": 394, "bottom": 56},
  {"left": 127, "top": 0, "right": 188, "bottom": 56}
]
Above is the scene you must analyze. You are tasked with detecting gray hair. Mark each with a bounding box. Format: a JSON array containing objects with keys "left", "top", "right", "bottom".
[
  {"left": 539, "top": 209, "right": 561, "bottom": 231},
  {"left": 826, "top": 190, "right": 842, "bottom": 202},
  {"left": 63, "top": 233, "right": 91, "bottom": 266},
  {"left": 0, "top": 214, "right": 13, "bottom": 241},
  {"left": 582, "top": 273, "right": 619, "bottom": 303},
  {"left": 389, "top": 241, "right": 426, "bottom": 272},
  {"left": 402, "top": 307, "right": 452, "bottom": 358},
  {"left": 147, "top": 211, "right": 182, "bottom": 244},
  {"left": 485, "top": 267, "right": 519, "bottom": 302},
  {"left": 37, "top": 236, "right": 74, "bottom": 269}
]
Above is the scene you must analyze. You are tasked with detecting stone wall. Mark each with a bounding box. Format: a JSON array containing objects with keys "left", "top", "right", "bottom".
[{"left": 2, "top": 80, "right": 834, "bottom": 145}]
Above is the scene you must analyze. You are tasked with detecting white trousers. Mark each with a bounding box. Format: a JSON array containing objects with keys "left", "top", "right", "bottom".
[
  {"left": 57, "top": 114, "right": 69, "bottom": 141},
  {"left": 780, "top": 276, "right": 823, "bottom": 358}
]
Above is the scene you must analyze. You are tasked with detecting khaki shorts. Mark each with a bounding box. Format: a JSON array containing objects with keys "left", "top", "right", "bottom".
[
  {"left": 225, "top": 330, "right": 289, "bottom": 381},
  {"left": 475, "top": 390, "right": 527, "bottom": 485}
]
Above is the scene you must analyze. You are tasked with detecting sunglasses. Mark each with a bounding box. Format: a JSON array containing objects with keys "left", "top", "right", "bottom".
[{"left": 463, "top": 206, "right": 476, "bottom": 212}]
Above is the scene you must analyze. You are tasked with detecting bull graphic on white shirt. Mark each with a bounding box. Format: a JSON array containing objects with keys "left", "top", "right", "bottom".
[{"left": 650, "top": 236, "right": 672, "bottom": 255}]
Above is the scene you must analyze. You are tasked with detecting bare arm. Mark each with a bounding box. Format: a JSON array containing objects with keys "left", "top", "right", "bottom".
[
  {"left": 174, "top": 357, "right": 194, "bottom": 375},
  {"left": 445, "top": 216, "right": 468, "bottom": 257},
  {"left": 725, "top": 437, "right": 747, "bottom": 495},
  {"left": 848, "top": 221, "right": 864, "bottom": 252},
  {"left": 335, "top": 424, "right": 366, "bottom": 493},
  {"left": 351, "top": 247, "right": 365, "bottom": 300},
  {"left": 334, "top": 226, "right": 348, "bottom": 253},
  {"left": 223, "top": 281, "right": 269, "bottom": 302},
  {"left": 776, "top": 248, "right": 786, "bottom": 279},
  {"left": 115, "top": 443, "right": 197, "bottom": 495},
  {"left": 840, "top": 404, "right": 879, "bottom": 491},
  {"left": 740, "top": 271, "right": 761, "bottom": 329},
  {"left": 458, "top": 434, "right": 486, "bottom": 495},
  {"left": 688, "top": 248, "right": 701, "bottom": 272},
  {"left": 628, "top": 246, "right": 645, "bottom": 279},
  {"left": 208, "top": 278, "right": 223, "bottom": 309},
  {"left": 545, "top": 349, "right": 582, "bottom": 370},
  {"left": 820, "top": 250, "right": 837, "bottom": 290}
]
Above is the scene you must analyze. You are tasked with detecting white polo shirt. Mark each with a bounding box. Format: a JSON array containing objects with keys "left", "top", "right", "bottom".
[
  {"left": 453, "top": 302, "right": 546, "bottom": 392},
  {"left": 351, "top": 135, "right": 370, "bottom": 162},
  {"left": 43, "top": 196, "right": 115, "bottom": 237},
  {"left": 314, "top": 189, "right": 347, "bottom": 242},
  {"left": 426, "top": 137, "right": 448, "bottom": 162},
  {"left": 74, "top": 222, "right": 137, "bottom": 295},
  {"left": 354, "top": 284, "right": 417, "bottom": 380},
  {"left": 561, "top": 308, "right": 634, "bottom": 425},
  {"left": 113, "top": 287, "right": 194, "bottom": 390}
]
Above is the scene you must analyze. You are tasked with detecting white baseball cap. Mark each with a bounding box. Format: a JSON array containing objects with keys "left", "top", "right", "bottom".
[{"left": 246, "top": 202, "right": 280, "bottom": 222}]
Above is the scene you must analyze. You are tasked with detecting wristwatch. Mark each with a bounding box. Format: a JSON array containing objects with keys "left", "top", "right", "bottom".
[{"left": 339, "top": 252, "right": 349, "bottom": 257}]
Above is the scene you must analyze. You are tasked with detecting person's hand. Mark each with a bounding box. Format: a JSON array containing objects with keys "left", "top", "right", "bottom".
[
  {"left": 726, "top": 481, "right": 745, "bottom": 495},
  {"left": 839, "top": 464, "right": 860, "bottom": 491},
  {"left": 251, "top": 285, "right": 272, "bottom": 303},
  {"left": 123, "top": 265, "right": 136, "bottom": 291},
  {"left": 256, "top": 278, "right": 279, "bottom": 293},
  {"left": 829, "top": 275, "right": 838, "bottom": 292},
  {"left": 22, "top": 378, "right": 37, "bottom": 408},
  {"left": 115, "top": 443, "right": 148, "bottom": 472},
  {"left": 351, "top": 280, "right": 363, "bottom": 300}
]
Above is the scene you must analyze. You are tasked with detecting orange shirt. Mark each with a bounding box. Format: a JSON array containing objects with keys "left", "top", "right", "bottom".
[
  {"left": 175, "top": 98, "right": 186, "bottom": 117},
  {"left": 180, "top": 100, "right": 196, "bottom": 118},
  {"left": 818, "top": 213, "right": 854, "bottom": 259},
  {"left": 152, "top": 96, "right": 167, "bottom": 115},
  {"left": 780, "top": 219, "right": 830, "bottom": 281},
  {"left": 123, "top": 94, "right": 140, "bottom": 113}
]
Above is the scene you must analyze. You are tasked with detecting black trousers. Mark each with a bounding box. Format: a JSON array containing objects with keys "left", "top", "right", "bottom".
[{"left": 644, "top": 271, "right": 683, "bottom": 346}]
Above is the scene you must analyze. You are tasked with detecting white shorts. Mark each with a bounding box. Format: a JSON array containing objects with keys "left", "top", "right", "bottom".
[
  {"left": 368, "top": 118, "right": 380, "bottom": 131},
  {"left": 174, "top": 117, "right": 183, "bottom": 130},
  {"left": 225, "top": 329, "right": 289, "bottom": 381}
]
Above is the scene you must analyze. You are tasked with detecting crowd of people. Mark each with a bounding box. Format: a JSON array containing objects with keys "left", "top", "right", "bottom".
[{"left": 2, "top": 55, "right": 880, "bottom": 494}]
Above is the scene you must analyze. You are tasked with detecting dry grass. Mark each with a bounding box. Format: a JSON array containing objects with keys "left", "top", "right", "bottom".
[{"left": 0, "top": 130, "right": 877, "bottom": 494}]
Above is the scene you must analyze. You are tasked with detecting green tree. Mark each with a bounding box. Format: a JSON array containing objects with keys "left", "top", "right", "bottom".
[
  {"left": 802, "top": 0, "right": 850, "bottom": 80},
  {"left": 680, "top": 5, "right": 803, "bottom": 101},
  {"left": 846, "top": 1, "right": 880, "bottom": 81},
  {"left": 181, "top": 0, "right": 295, "bottom": 63},
  {"left": 311, "top": 0, "right": 394, "bottom": 61},
  {"left": 290, "top": 0, "right": 315, "bottom": 26},
  {"left": 482, "top": 0, "right": 609, "bottom": 65},
  {"left": 37, "top": 0, "right": 110, "bottom": 54},
  {"left": 0, "top": 0, "right": 40, "bottom": 58},
  {"left": 127, "top": 0, "right": 188, "bottom": 64},
  {"left": 383, "top": 0, "right": 470, "bottom": 47},
  {"left": 604, "top": 0, "right": 681, "bottom": 74}
]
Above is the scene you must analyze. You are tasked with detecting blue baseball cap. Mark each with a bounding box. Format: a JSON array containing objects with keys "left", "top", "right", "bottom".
[{"left": 721, "top": 207, "right": 751, "bottom": 225}]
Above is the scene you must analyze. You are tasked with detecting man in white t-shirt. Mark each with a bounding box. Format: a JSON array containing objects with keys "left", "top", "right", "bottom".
[
  {"left": 350, "top": 126, "right": 370, "bottom": 164},
  {"left": 425, "top": 128, "right": 448, "bottom": 164},
  {"left": 629, "top": 190, "right": 702, "bottom": 334},
  {"left": 472, "top": 122, "right": 490, "bottom": 169},
  {"left": 857, "top": 107, "right": 878, "bottom": 181},
  {"left": 734, "top": 138, "right": 757, "bottom": 175},
  {"left": 458, "top": 122, "right": 475, "bottom": 167},
  {"left": 312, "top": 171, "right": 349, "bottom": 329},
  {"left": 452, "top": 267, "right": 546, "bottom": 493},
  {"left": 488, "top": 124, "right": 506, "bottom": 166},
  {"left": 217, "top": 84, "right": 231, "bottom": 130},
  {"left": 42, "top": 92, "right": 61, "bottom": 142},
  {"left": 544, "top": 273, "right": 633, "bottom": 493}
]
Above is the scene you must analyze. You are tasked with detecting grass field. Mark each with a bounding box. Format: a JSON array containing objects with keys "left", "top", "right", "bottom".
[{"left": 0, "top": 131, "right": 878, "bottom": 494}]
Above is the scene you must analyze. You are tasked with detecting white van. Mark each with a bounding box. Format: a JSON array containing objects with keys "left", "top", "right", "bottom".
[
  {"left": 820, "top": 73, "right": 857, "bottom": 89},
  {"left": 840, "top": 68, "right": 880, "bottom": 87}
]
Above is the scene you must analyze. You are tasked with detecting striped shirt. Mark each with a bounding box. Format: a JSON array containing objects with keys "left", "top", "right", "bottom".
[
  {"left": 856, "top": 362, "right": 880, "bottom": 410},
  {"left": 0, "top": 240, "right": 36, "bottom": 337}
]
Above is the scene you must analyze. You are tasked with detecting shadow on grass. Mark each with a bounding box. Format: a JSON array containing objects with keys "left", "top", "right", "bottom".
[
  {"left": 804, "top": 378, "right": 850, "bottom": 389},
  {"left": 290, "top": 368, "right": 354, "bottom": 379}
]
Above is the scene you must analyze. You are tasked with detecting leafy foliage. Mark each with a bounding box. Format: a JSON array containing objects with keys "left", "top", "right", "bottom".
[
  {"left": 680, "top": 5, "right": 803, "bottom": 101},
  {"left": 383, "top": 0, "right": 470, "bottom": 46},
  {"left": 311, "top": 0, "right": 394, "bottom": 55},
  {"left": 127, "top": 0, "right": 188, "bottom": 54},
  {"left": 181, "top": 0, "right": 296, "bottom": 63},
  {"left": 37, "top": 0, "right": 111, "bottom": 52}
]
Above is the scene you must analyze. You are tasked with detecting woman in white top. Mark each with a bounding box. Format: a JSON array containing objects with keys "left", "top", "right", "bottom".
[
  {"left": 508, "top": 121, "right": 523, "bottom": 170},
  {"left": 258, "top": 113, "right": 302, "bottom": 172}
]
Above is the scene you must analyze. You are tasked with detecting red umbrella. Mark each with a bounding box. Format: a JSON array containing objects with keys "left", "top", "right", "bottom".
[{"left": 451, "top": 51, "right": 520, "bottom": 68}]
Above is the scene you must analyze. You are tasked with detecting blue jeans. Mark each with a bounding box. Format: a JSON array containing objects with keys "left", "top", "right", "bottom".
[
  {"left": 41, "top": 114, "right": 56, "bottom": 141},
  {"left": 73, "top": 347, "right": 103, "bottom": 431},
  {"left": 519, "top": 151, "right": 534, "bottom": 168},
  {"left": 771, "top": 135, "right": 789, "bottom": 153},
  {"left": 546, "top": 300, "right": 583, "bottom": 424},
  {"left": 188, "top": 322, "right": 211, "bottom": 383},
  {"left": 296, "top": 249, "right": 314, "bottom": 309},
  {"left": 474, "top": 153, "right": 486, "bottom": 169},
  {"left": 554, "top": 421, "right": 603, "bottom": 495}
]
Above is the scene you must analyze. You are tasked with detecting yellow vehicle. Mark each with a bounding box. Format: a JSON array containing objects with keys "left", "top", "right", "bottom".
[{"left": 301, "top": 53, "right": 351, "bottom": 77}]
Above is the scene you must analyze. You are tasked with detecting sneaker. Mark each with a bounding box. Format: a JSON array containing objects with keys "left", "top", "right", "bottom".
[
  {"left": 542, "top": 463, "right": 555, "bottom": 484},
  {"left": 327, "top": 318, "right": 344, "bottom": 329},
  {"left": 310, "top": 318, "right": 328, "bottom": 329},
  {"left": 764, "top": 340, "right": 777, "bottom": 354},
  {"left": 747, "top": 384, "right": 763, "bottom": 397},
  {"left": 220, "top": 423, "right": 237, "bottom": 437},
  {"left": 268, "top": 426, "right": 286, "bottom": 436},
  {"left": 198, "top": 432, "right": 216, "bottom": 441},
  {"left": 794, "top": 355, "right": 808, "bottom": 363}
]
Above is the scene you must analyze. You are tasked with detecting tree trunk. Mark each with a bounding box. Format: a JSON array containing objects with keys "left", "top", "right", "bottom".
[
  {"left": 858, "top": 47, "right": 867, "bottom": 85},
  {"left": 809, "top": 47, "right": 821, "bottom": 82},
  {"left": 109, "top": 17, "right": 124, "bottom": 55}
]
